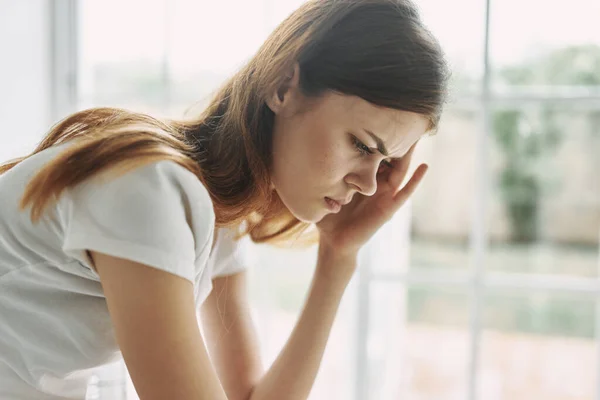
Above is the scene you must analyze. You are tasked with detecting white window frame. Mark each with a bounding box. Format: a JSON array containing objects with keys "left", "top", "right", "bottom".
[{"left": 48, "top": 0, "right": 78, "bottom": 122}]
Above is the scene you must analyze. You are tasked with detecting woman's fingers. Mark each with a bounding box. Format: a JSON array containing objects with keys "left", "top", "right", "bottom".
[
  {"left": 388, "top": 142, "right": 418, "bottom": 191},
  {"left": 393, "top": 163, "right": 428, "bottom": 204}
]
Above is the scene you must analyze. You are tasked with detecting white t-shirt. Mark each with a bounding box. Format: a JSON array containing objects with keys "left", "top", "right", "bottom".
[{"left": 0, "top": 143, "right": 252, "bottom": 399}]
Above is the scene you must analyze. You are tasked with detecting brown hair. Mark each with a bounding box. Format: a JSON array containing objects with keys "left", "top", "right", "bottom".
[{"left": 1, "top": 0, "right": 449, "bottom": 245}]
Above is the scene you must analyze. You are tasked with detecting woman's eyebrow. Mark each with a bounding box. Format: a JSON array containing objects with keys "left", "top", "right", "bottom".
[{"left": 364, "top": 129, "right": 389, "bottom": 157}]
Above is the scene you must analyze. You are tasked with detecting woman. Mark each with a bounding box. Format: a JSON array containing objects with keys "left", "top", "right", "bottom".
[{"left": 0, "top": 0, "right": 449, "bottom": 399}]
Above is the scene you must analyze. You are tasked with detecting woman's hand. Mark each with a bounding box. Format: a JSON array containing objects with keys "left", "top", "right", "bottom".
[{"left": 316, "top": 143, "right": 428, "bottom": 261}]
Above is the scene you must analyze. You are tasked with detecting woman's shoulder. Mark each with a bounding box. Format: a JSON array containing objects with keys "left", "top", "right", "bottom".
[
  {"left": 70, "top": 158, "right": 213, "bottom": 210},
  {"left": 61, "top": 157, "right": 217, "bottom": 243},
  {"left": 125, "top": 160, "right": 213, "bottom": 206},
  {"left": 58, "top": 158, "right": 216, "bottom": 283}
]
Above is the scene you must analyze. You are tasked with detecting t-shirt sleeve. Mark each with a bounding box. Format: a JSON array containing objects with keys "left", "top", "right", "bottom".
[
  {"left": 59, "top": 160, "right": 213, "bottom": 283},
  {"left": 209, "top": 227, "right": 254, "bottom": 278}
]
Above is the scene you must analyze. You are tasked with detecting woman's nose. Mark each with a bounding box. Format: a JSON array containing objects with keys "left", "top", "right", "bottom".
[{"left": 346, "top": 163, "right": 378, "bottom": 196}]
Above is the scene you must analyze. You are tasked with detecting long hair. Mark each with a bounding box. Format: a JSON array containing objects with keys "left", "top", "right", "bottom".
[{"left": 0, "top": 0, "right": 449, "bottom": 246}]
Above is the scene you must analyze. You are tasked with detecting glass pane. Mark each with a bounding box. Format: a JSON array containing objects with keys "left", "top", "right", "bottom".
[
  {"left": 490, "top": 0, "right": 600, "bottom": 92},
  {"left": 247, "top": 243, "right": 356, "bottom": 400},
  {"left": 79, "top": 0, "right": 168, "bottom": 113},
  {"left": 487, "top": 105, "right": 600, "bottom": 277},
  {"left": 166, "top": 0, "right": 275, "bottom": 116},
  {"left": 78, "top": 0, "right": 305, "bottom": 117},
  {"left": 480, "top": 293, "right": 597, "bottom": 400},
  {"left": 368, "top": 284, "right": 470, "bottom": 399},
  {"left": 368, "top": 202, "right": 411, "bottom": 276},
  {"left": 417, "top": 0, "right": 486, "bottom": 96},
  {"left": 410, "top": 107, "right": 480, "bottom": 272}
]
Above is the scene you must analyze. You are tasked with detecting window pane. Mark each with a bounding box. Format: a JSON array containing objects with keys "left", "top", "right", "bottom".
[
  {"left": 368, "top": 284, "right": 470, "bottom": 399},
  {"left": 166, "top": 0, "right": 275, "bottom": 116},
  {"left": 480, "top": 293, "right": 597, "bottom": 400},
  {"left": 417, "top": 0, "right": 486, "bottom": 96},
  {"left": 410, "top": 107, "right": 480, "bottom": 272},
  {"left": 79, "top": 0, "right": 168, "bottom": 112},
  {"left": 490, "top": 0, "right": 600, "bottom": 93},
  {"left": 487, "top": 105, "right": 600, "bottom": 277}
]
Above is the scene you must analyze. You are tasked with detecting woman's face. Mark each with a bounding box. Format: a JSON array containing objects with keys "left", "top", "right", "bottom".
[{"left": 268, "top": 69, "right": 430, "bottom": 223}]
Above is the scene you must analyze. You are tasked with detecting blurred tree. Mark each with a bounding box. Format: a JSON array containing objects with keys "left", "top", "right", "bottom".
[{"left": 493, "top": 44, "right": 600, "bottom": 242}]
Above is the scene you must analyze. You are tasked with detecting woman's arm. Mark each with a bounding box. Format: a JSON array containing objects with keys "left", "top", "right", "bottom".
[
  {"left": 93, "top": 248, "right": 349, "bottom": 400},
  {"left": 91, "top": 251, "right": 230, "bottom": 400},
  {"left": 248, "top": 248, "right": 355, "bottom": 400},
  {"left": 200, "top": 272, "right": 263, "bottom": 400}
]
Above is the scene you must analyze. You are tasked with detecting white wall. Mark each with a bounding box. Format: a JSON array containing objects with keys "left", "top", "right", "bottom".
[{"left": 0, "top": 0, "right": 52, "bottom": 162}]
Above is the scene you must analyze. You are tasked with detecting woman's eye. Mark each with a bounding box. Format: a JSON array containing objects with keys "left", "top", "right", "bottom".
[
  {"left": 352, "top": 137, "right": 373, "bottom": 156},
  {"left": 352, "top": 136, "right": 393, "bottom": 168}
]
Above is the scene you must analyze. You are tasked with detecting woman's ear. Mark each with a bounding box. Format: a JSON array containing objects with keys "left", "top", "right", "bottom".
[{"left": 266, "top": 63, "right": 300, "bottom": 115}]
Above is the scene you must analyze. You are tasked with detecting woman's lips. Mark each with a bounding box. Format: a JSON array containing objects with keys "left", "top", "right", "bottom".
[{"left": 324, "top": 197, "right": 342, "bottom": 213}]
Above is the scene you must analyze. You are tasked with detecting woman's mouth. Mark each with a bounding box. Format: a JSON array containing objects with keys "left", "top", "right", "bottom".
[{"left": 324, "top": 197, "right": 342, "bottom": 213}]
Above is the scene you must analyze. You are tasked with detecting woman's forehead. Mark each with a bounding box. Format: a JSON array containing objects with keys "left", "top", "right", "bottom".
[{"left": 338, "top": 96, "right": 429, "bottom": 154}]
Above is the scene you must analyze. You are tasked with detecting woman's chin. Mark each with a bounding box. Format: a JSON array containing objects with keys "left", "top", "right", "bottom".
[
  {"left": 276, "top": 191, "right": 328, "bottom": 223},
  {"left": 292, "top": 212, "right": 323, "bottom": 224},
  {"left": 286, "top": 204, "right": 326, "bottom": 224}
]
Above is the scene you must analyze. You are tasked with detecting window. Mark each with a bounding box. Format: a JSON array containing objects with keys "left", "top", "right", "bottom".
[{"left": 47, "top": 1, "right": 600, "bottom": 399}]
